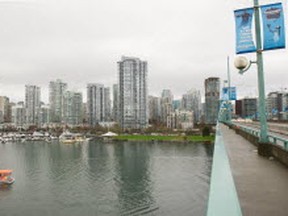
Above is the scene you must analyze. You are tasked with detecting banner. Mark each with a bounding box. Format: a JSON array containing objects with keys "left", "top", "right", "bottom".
[
  {"left": 222, "top": 87, "right": 237, "bottom": 100},
  {"left": 261, "top": 3, "right": 285, "bottom": 50},
  {"left": 234, "top": 8, "right": 256, "bottom": 54}
]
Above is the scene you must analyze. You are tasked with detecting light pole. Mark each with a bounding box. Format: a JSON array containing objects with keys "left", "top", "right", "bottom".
[
  {"left": 227, "top": 56, "right": 232, "bottom": 123},
  {"left": 221, "top": 80, "right": 229, "bottom": 123},
  {"left": 254, "top": 0, "right": 268, "bottom": 143},
  {"left": 234, "top": 0, "right": 268, "bottom": 144}
]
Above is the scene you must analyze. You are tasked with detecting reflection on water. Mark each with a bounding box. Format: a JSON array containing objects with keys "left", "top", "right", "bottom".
[
  {"left": 114, "top": 143, "right": 156, "bottom": 215},
  {"left": 0, "top": 141, "right": 213, "bottom": 216}
]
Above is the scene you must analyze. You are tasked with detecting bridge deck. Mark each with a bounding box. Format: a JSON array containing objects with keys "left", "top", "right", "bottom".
[{"left": 220, "top": 123, "right": 288, "bottom": 216}]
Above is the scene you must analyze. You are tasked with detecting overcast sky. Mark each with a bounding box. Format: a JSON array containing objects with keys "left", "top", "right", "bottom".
[{"left": 0, "top": 0, "right": 287, "bottom": 103}]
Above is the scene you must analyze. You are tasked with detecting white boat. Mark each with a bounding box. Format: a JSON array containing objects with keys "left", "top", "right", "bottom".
[
  {"left": 59, "top": 131, "right": 77, "bottom": 144},
  {"left": 31, "top": 131, "right": 45, "bottom": 141},
  {"left": 59, "top": 131, "right": 85, "bottom": 144}
]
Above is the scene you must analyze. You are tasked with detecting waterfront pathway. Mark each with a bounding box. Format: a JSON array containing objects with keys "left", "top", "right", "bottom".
[{"left": 220, "top": 123, "right": 288, "bottom": 216}]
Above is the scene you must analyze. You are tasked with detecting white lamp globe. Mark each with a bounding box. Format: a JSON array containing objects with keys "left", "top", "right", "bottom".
[{"left": 234, "top": 56, "right": 249, "bottom": 70}]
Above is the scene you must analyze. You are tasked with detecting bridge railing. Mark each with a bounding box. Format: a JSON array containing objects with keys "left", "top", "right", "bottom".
[
  {"left": 230, "top": 122, "right": 288, "bottom": 151},
  {"left": 206, "top": 123, "right": 242, "bottom": 216}
]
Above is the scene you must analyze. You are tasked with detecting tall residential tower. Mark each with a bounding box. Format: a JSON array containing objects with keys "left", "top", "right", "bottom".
[
  {"left": 0, "top": 96, "right": 11, "bottom": 123},
  {"left": 118, "top": 56, "right": 148, "bottom": 129},
  {"left": 49, "top": 79, "right": 67, "bottom": 123},
  {"left": 87, "top": 84, "right": 111, "bottom": 126},
  {"left": 204, "top": 77, "right": 220, "bottom": 124},
  {"left": 181, "top": 89, "right": 202, "bottom": 123},
  {"left": 160, "top": 89, "right": 173, "bottom": 126},
  {"left": 63, "top": 91, "right": 83, "bottom": 125},
  {"left": 25, "top": 85, "right": 41, "bottom": 125}
]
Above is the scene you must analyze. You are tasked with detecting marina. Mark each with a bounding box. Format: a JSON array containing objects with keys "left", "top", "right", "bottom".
[{"left": 0, "top": 132, "right": 58, "bottom": 144}]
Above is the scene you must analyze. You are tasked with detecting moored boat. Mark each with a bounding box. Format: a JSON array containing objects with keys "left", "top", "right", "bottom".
[
  {"left": 59, "top": 131, "right": 77, "bottom": 144},
  {"left": 74, "top": 134, "right": 86, "bottom": 142},
  {"left": 59, "top": 131, "right": 86, "bottom": 144}
]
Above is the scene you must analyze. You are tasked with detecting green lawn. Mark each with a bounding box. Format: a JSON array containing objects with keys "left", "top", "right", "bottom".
[{"left": 113, "top": 135, "right": 215, "bottom": 142}]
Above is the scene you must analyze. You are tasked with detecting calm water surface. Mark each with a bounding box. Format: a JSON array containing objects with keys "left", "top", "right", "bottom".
[{"left": 0, "top": 140, "right": 213, "bottom": 216}]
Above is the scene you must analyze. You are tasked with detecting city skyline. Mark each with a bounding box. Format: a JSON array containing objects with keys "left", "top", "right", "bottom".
[
  {"left": 1, "top": 0, "right": 287, "bottom": 103},
  {"left": 0, "top": 75, "right": 287, "bottom": 105},
  {"left": 2, "top": 74, "right": 287, "bottom": 127}
]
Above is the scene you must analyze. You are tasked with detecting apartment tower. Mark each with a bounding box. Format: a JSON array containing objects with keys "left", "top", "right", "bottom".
[
  {"left": 204, "top": 77, "right": 220, "bottom": 124},
  {"left": 25, "top": 85, "right": 41, "bottom": 125},
  {"left": 87, "top": 84, "right": 111, "bottom": 126},
  {"left": 118, "top": 56, "right": 148, "bottom": 129},
  {"left": 49, "top": 79, "right": 67, "bottom": 123}
]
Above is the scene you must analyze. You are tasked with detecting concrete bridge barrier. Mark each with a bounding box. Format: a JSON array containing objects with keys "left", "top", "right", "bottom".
[{"left": 226, "top": 122, "right": 288, "bottom": 167}]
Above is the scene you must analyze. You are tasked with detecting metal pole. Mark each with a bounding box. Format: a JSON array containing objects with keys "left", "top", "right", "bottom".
[
  {"left": 254, "top": 0, "right": 268, "bottom": 143},
  {"left": 227, "top": 56, "right": 231, "bottom": 123}
]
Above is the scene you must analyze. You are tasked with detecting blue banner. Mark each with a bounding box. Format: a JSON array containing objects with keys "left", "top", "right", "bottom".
[
  {"left": 222, "top": 87, "right": 237, "bottom": 101},
  {"left": 234, "top": 8, "right": 256, "bottom": 54},
  {"left": 261, "top": 3, "right": 285, "bottom": 50}
]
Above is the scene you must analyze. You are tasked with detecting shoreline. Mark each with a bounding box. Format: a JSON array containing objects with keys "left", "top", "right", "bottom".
[{"left": 110, "top": 135, "right": 215, "bottom": 143}]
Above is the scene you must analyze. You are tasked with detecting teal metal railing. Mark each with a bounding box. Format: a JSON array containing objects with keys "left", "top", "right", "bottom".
[
  {"left": 232, "top": 123, "right": 288, "bottom": 151},
  {"left": 206, "top": 123, "right": 242, "bottom": 216}
]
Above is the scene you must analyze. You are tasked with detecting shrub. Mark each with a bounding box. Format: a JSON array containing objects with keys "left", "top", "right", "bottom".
[{"left": 202, "top": 126, "right": 211, "bottom": 137}]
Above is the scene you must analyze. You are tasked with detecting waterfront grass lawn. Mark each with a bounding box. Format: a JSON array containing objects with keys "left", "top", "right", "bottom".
[{"left": 114, "top": 135, "right": 215, "bottom": 142}]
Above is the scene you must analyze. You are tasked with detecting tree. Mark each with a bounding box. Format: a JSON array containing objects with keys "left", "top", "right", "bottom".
[{"left": 202, "top": 126, "right": 211, "bottom": 137}]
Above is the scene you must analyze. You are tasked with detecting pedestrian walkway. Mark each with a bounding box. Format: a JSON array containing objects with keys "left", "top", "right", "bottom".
[{"left": 220, "top": 123, "right": 288, "bottom": 216}]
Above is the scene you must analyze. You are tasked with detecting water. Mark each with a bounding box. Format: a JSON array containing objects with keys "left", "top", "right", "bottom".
[{"left": 0, "top": 140, "right": 213, "bottom": 216}]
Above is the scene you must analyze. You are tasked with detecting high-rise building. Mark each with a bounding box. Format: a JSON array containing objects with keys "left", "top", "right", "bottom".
[
  {"left": 104, "top": 87, "right": 111, "bottom": 122},
  {"left": 161, "top": 89, "right": 173, "bottom": 98},
  {"left": 148, "top": 96, "right": 161, "bottom": 124},
  {"left": 266, "top": 91, "right": 283, "bottom": 120},
  {"left": 204, "top": 77, "right": 220, "bottom": 124},
  {"left": 112, "top": 84, "right": 119, "bottom": 122},
  {"left": 160, "top": 89, "right": 173, "bottom": 125},
  {"left": 235, "top": 100, "right": 243, "bottom": 117},
  {"left": 118, "top": 56, "right": 148, "bottom": 129},
  {"left": 25, "top": 85, "right": 41, "bottom": 125},
  {"left": 63, "top": 91, "right": 83, "bottom": 125},
  {"left": 282, "top": 93, "right": 288, "bottom": 120},
  {"left": 82, "top": 103, "right": 88, "bottom": 124},
  {"left": 87, "top": 84, "right": 110, "bottom": 126},
  {"left": 12, "top": 102, "right": 26, "bottom": 127},
  {"left": 38, "top": 104, "right": 50, "bottom": 127},
  {"left": 181, "top": 89, "right": 202, "bottom": 123},
  {"left": 49, "top": 79, "right": 67, "bottom": 123},
  {"left": 173, "top": 100, "right": 181, "bottom": 111},
  {"left": 177, "top": 110, "right": 194, "bottom": 130},
  {"left": 167, "top": 112, "right": 177, "bottom": 129},
  {"left": 241, "top": 98, "right": 258, "bottom": 119},
  {"left": 167, "top": 110, "right": 194, "bottom": 130},
  {"left": 0, "top": 96, "right": 11, "bottom": 123}
]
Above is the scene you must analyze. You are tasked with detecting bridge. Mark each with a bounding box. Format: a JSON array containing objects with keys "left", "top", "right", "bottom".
[{"left": 207, "top": 120, "right": 288, "bottom": 216}]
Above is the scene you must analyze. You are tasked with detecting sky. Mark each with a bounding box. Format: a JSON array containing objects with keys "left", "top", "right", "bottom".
[{"left": 0, "top": 0, "right": 288, "bottom": 103}]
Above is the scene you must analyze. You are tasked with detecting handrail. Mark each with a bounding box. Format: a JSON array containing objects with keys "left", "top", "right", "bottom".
[
  {"left": 231, "top": 122, "right": 288, "bottom": 150},
  {"left": 206, "top": 123, "right": 243, "bottom": 216}
]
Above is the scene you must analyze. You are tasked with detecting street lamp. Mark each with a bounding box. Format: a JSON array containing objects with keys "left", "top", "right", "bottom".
[
  {"left": 226, "top": 56, "right": 232, "bottom": 123},
  {"left": 234, "top": 56, "right": 257, "bottom": 75},
  {"left": 234, "top": 54, "right": 268, "bottom": 144},
  {"left": 234, "top": 57, "right": 269, "bottom": 144},
  {"left": 234, "top": 0, "right": 269, "bottom": 145},
  {"left": 233, "top": 0, "right": 287, "bottom": 158}
]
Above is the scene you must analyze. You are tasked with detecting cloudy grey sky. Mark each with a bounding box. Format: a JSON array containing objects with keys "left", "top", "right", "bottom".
[{"left": 0, "top": 0, "right": 287, "bottom": 103}]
